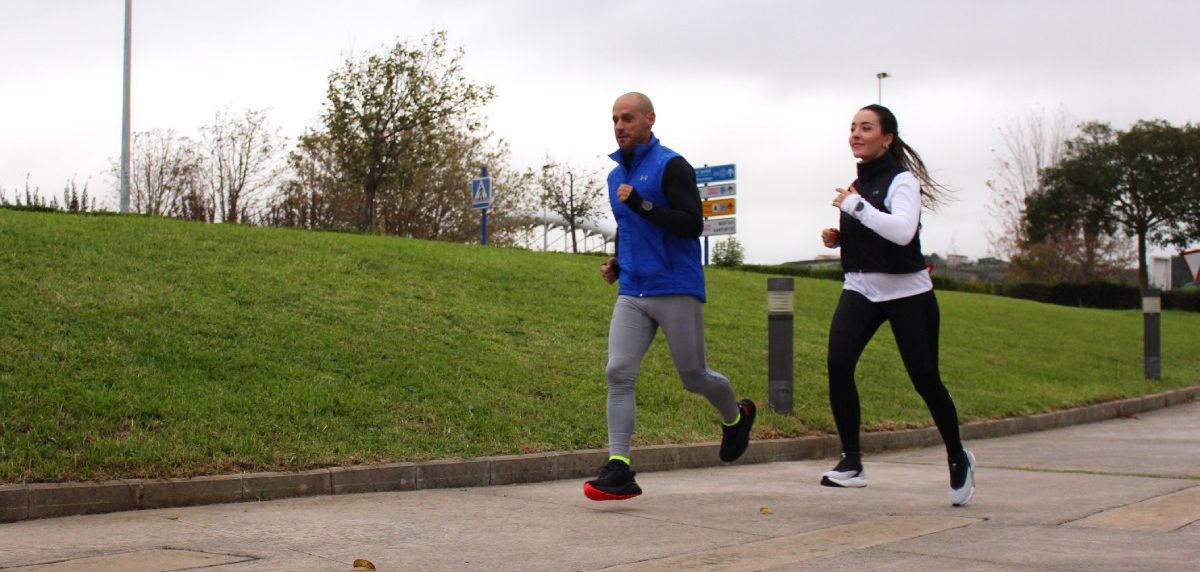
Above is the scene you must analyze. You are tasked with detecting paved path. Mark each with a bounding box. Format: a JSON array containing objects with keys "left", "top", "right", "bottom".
[{"left": 2, "top": 401, "right": 1198, "bottom": 571}]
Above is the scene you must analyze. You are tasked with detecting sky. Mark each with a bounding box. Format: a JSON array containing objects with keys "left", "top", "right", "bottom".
[{"left": 3, "top": 0, "right": 1199, "bottom": 264}]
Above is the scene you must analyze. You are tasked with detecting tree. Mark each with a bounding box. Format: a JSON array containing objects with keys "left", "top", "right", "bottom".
[
  {"left": 711, "top": 236, "right": 745, "bottom": 267},
  {"left": 118, "top": 129, "right": 200, "bottom": 217},
  {"left": 537, "top": 156, "right": 605, "bottom": 253},
  {"left": 321, "top": 31, "right": 494, "bottom": 232},
  {"left": 200, "top": 108, "right": 282, "bottom": 224},
  {"left": 1035, "top": 120, "right": 1200, "bottom": 287},
  {"left": 986, "top": 107, "right": 1073, "bottom": 261},
  {"left": 266, "top": 129, "right": 357, "bottom": 231}
]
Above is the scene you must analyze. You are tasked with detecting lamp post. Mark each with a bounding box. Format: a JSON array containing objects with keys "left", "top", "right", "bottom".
[
  {"left": 119, "top": 0, "right": 132, "bottom": 213},
  {"left": 876, "top": 72, "right": 890, "bottom": 104}
]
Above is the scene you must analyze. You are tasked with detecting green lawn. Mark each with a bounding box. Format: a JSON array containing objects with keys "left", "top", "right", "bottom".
[{"left": 2, "top": 208, "right": 1198, "bottom": 483}]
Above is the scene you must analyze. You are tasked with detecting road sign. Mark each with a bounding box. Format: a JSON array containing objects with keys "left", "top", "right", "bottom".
[
  {"left": 470, "top": 176, "right": 492, "bottom": 210},
  {"left": 1183, "top": 248, "right": 1200, "bottom": 282},
  {"left": 702, "top": 198, "right": 736, "bottom": 218},
  {"left": 695, "top": 164, "right": 736, "bottom": 184},
  {"left": 699, "top": 183, "right": 736, "bottom": 199},
  {"left": 702, "top": 218, "right": 736, "bottom": 237}
]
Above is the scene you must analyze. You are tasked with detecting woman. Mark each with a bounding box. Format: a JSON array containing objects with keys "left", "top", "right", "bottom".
[{"left": 819, "top": 104, "right": 974, "bottom": 506}]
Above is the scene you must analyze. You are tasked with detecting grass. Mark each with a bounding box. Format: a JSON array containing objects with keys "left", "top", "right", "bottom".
[{"left": 2, "top": 208, "right": 1198, "bottom": 483}]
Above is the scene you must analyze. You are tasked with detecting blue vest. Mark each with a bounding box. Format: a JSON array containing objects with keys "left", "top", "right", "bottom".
[{"left": 607, "top": 135, "right": 706, "bottom": 302}]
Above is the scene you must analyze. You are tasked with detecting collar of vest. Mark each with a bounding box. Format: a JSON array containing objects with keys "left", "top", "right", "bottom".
[
  {"left": 609, "top": 133, "right": 661, "bottom": 167},
  {"left": 856, "top": 151, "right": 900, "bottom": 181}
]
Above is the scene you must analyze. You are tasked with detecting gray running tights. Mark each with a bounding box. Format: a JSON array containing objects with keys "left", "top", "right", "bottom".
[{"left": 605, "top": 294, "right": 738, "bottom": 459}]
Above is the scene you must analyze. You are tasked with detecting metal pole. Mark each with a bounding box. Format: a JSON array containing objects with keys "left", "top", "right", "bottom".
[
  {"left": 1143, "top": 289, "right": 1161, "bottom": 380},
  {"left": 767, "top": 278, "right": 795, "bottom": 414},
  {"left": 480, "top": 166, "right": 488, "bottom": 245},
  {"left": 876, "top": 72, "right": 890, "bottom": 104},
  {"left": 119, "top": 0, "right": 132, "bottom": 213}
]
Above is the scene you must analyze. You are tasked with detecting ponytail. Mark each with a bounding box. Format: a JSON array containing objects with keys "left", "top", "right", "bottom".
[{"left": 860, "top": 104, "right": 951, "bottom": 209}]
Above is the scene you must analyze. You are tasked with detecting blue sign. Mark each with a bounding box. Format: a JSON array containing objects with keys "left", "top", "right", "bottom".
[
  {"left": 694, "top": 163, "right": 736, "bottom": 184},
  {"left": 471, "top": 176, "right": 492, "bottom": 210}
]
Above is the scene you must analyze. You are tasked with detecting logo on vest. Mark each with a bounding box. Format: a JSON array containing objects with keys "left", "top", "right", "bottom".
[{"left": 640, "top": 175, "right": 649, "bottom": 182}]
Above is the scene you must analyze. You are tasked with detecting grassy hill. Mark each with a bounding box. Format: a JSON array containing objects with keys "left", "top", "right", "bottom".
[{"left": 2, "top": 208, "right": 1198, "bottom": 483}]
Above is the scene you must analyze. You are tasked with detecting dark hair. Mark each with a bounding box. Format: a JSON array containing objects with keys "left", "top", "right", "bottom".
[{"left": 860, "top": 104, "right": 950, "bottom": 209}]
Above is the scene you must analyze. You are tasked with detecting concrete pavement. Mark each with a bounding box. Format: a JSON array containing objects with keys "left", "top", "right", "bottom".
[{"left": 1, "top": 400, "right": 1198, "bottom": 571}]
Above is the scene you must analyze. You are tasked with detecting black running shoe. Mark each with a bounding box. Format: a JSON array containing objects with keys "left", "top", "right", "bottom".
[
  {"left": 584, "top": 459, "right": 642, "bottom": 501},
  {"left": 719, "top": 399, "right": 757, "bottom": 463},
  {"left": 820, "top": 452, "right": 867, "bottom": 488}
]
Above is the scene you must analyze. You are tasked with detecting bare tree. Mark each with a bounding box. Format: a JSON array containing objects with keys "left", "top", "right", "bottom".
[
  {"left": 116, "top": 129, "right": 200, "bottom": 217},
  {"left": 538, "top": 156, "right": 606, "bottom": 253},
  {"left": 986, "top": 107, "right": 1073, "bottom": 259},
  {"left": 200, "top": 108, "right": 282, "bottom": 223}
]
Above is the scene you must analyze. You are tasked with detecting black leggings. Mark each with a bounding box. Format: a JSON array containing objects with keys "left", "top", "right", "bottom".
[{"left": 827, "top": 289, "right": 963, "bottom": 458}]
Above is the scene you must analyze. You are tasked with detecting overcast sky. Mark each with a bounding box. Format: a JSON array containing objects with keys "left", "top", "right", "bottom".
[{"left": 3, "top": 0, "right": 1198, "bottom": 263}]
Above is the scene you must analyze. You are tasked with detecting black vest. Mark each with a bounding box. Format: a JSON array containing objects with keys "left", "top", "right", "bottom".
[{"left": 839, "top": 153, "right": 926, "bottom": 274}]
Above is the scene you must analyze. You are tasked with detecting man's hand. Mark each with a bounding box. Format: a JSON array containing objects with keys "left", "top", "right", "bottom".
[
  {"left": 600, "top": 257, "right": 619, "bottom": 284},
  {"left": 616, "top": 184, "right": 634, "bottom": 202},
  {"left": 821, "top": 228, "right": 840, "bottom": 249}
]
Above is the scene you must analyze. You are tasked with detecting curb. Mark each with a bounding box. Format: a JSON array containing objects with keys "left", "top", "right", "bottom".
[{"left": 1, "top": 386, "right": 1196, "bottom": 524}]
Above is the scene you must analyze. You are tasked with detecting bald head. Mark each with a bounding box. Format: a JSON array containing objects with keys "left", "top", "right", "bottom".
[
  {"left": 612, "top": 92, "right": 656, "bottom": 152},
  {"left": 615, "top": 92, "right": 655, "bottom": 114}
]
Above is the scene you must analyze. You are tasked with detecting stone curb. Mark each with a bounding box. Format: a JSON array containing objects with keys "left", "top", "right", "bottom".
[{"left": 1, "top": 386, "right": 1195, "bottom": 524}]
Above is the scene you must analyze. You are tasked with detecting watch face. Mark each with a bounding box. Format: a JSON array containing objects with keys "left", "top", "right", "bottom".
[{"left": 642, "top": 200, "right": 654, "bottom": 212}]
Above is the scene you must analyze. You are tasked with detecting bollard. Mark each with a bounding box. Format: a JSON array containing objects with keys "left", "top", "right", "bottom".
[
  {"left": 767, "top": 278, "right": 795, "bottom": 414},
  {"left": 1143, "top": 288, "right": 1161, "bottom": 380}
]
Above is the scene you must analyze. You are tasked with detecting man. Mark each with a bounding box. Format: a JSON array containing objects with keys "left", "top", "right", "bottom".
[{"left": 583, "top": 92, "right": 756, "bottom": 501}]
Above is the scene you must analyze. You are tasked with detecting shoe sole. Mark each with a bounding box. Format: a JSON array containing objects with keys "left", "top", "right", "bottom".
[
  {"left": 820, "top": 475, "right": 867, "bottom": 488},
  {"left": 584, "top": 483, "right": 641, "bottom": 501},
  {"left": 950, "top": 450, "right": 976, "bottom": 506}
]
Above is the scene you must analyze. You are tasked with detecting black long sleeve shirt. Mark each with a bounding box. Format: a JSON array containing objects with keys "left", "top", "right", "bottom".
[{"left": 614, "top": 152, "right": 703, "bottom": 258}]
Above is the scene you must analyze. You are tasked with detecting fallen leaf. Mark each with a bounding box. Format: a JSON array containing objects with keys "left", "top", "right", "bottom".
[
  {"left": 353, "top": 558, "right": 376, "bottom": 570},
  {"left": 759, "top": 506, "right": 774, "bottom": 515}
]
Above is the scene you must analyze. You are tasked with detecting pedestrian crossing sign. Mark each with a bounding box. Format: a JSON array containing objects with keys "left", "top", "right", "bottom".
[{"left": 471, "top": 176, "right": 492, "bottom": 210}]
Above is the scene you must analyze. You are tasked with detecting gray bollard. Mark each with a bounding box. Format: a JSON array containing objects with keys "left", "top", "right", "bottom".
[
  {"left": 1142, "top": 288, "right": 1161, "bottom": 380},
  {"left": 767, "top": 278, "right": 795, "bottom": 414}
]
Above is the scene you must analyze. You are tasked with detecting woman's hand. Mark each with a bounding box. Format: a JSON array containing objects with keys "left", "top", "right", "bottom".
[
  {"left": 832, "top": 183, "right": 859, "bottom": 210},
  {"left": 821, "top": 228, "right": 840, "bottom": 249}
]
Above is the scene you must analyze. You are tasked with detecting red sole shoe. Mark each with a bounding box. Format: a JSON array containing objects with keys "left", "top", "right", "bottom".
[{"left": 583, "top": 483, "right": 641, "bottom": 501}]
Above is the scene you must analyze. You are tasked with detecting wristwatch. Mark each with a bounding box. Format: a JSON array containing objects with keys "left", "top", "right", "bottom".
[{"left": 641, "top": 200, "right": 655, "bottom": 213}]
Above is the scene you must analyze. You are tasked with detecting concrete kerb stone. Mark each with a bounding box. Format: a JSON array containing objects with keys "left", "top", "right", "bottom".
[
  {"left": 415, "top": 458, "right": 490, "bottom": 490},
  {"left": 0, "top": 484, "right": 29, "bottom": 523},
  {"left": 329, "top": 462, "right": 417, "bottom": 495},
  {"left": 142, "top": 474, "right": 244, "bottom": 509},
  {"left": 242, "top": 469, "right": 330, "bottom": 502},
  {"left": 27, "top": 480, "right": 140, "bottom": 520},
  {"left": 3, "top": 385, "right": 1197, "bottom": 523},
  {"left": 489, "top": 453, "right": 556, "bottom": 486}
]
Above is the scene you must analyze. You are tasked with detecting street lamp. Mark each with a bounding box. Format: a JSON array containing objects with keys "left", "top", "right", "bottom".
[
  {"left": 876, "top": 72, "right": 890, "bottom": 104},
  {"left": 120, "top": 0, "right": 132, "bottom": 213}
]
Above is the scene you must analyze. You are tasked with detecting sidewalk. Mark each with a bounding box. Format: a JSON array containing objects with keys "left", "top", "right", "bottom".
[{"left": 1, "top": 398, "right": 1198, "bottom": 571}]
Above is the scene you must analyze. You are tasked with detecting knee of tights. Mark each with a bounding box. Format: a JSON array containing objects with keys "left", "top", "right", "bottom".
[{"left": 605, "top": 364, "right": 639, "bottom": 388}]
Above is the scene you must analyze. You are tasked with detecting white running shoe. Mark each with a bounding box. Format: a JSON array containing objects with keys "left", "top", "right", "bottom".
[
  {"left": 949, "top": 450, "right": 976, "bottom": 506},
  {"left": 821, "top": 454, "right": 867, "bottom": 488}
]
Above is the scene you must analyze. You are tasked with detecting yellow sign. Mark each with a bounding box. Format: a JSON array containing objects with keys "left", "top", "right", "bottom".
[{"left": 702, "top": 198, "right": 736, "bottom": 218}]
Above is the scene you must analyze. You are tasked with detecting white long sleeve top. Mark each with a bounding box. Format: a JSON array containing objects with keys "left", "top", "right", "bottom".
[{"left": 838, "top": 171, "right": 932, "bottom": 302}]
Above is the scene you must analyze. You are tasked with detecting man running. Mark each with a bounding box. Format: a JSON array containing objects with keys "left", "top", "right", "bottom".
[{"left": 584, "top": 92, "right": 756, "bottom": 501}]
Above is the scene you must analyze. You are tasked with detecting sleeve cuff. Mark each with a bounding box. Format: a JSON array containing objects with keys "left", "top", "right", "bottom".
[{"left": 840, "top": 195, "right": 864, "bottom": 216}]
